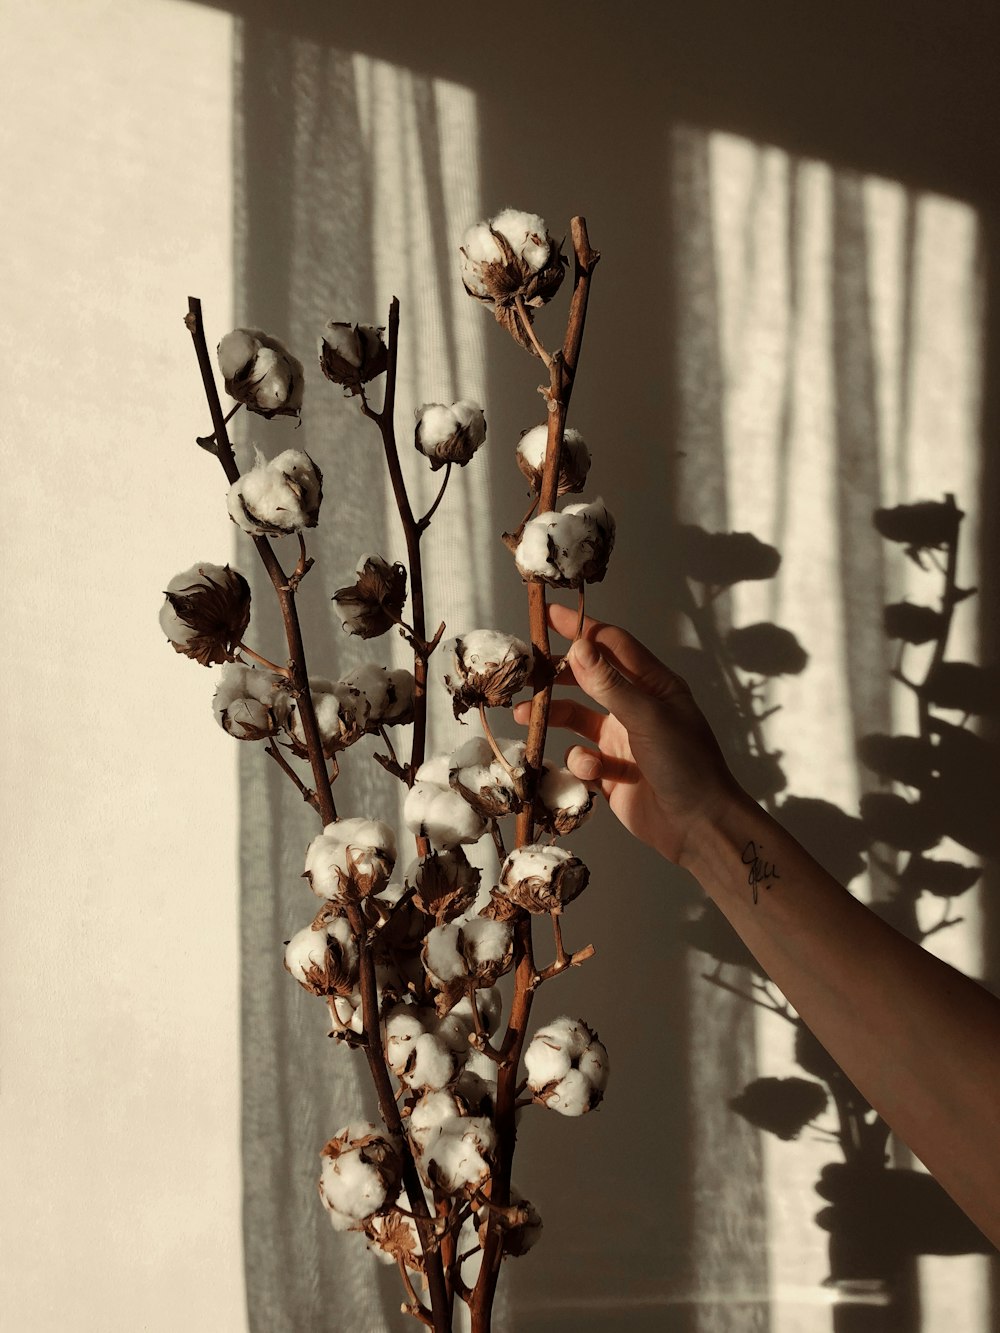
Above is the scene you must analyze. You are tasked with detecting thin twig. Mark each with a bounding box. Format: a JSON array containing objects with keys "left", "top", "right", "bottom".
[
  {"left": 478, "top": 702, "right": 520, "bottom": 787},
  {"left": 238, "top": 643, "right": 290, "bottom": 676},
  {"left": 418, "top": 463, "right": 453, "bottom": 531},
  {"left": 264, "top": 743, "right": 318, "bottom": 811},
  {"left": 701, "top": 970, "right": 796, "bottom": 1020},
  {"left": 196, "top": 400, "right": 241, "bottom": 450},
  {"left": 514, "top": 294, "right": 554, "bottom": 366}
]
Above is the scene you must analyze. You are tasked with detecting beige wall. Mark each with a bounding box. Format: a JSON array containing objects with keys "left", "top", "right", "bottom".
[{"left": 0, "top": 2, "right": 245, "bottom": 1329}]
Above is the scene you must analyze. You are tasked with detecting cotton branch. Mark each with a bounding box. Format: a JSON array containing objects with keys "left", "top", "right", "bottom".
[
  {"left": 187, "top": 299, "right": 451, "bottom": 1333},
  {"left": 185, "top": 298, "right": 337, "bottom": 826},
  {"left": 471, "top": 217, "right": 600, "bottom": 1329}
]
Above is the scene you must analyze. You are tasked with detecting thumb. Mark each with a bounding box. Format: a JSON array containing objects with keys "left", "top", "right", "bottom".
[{"left": 568, "top": 637, "right": 652, "bottom": 727}]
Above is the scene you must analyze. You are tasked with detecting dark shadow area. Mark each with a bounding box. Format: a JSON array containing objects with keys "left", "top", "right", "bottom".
[{"left": 199, "top": 1, "right": 1000, "bottom": 1328}]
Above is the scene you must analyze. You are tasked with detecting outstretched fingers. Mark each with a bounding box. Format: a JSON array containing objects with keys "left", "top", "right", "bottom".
[
  {"left": 546, "top": 601, "right": 687, "bottom": 702},
  {"left": 513, "top": 697, "right": 605, "bottom": 744}
]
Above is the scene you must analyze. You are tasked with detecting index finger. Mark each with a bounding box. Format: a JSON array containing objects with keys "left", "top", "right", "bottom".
[{"left": 546, "top": 601, "right": 685, "bottom": 700}]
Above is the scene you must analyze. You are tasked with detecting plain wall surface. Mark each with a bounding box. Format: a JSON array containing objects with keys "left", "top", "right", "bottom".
[{"left": 0, "top": 2, "right": 245, "bottom": 1330}]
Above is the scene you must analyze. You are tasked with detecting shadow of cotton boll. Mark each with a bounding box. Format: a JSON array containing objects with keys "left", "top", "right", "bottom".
[
  {"left": 675, "top": 525, "right": 781, "bottom": 586},
  {"left": 921, "top": 661, "right": 1000, "bottom": 716},
  {"left": 859, "top": 792, "right": 944, "bottom": 854},
  {"left": 774, "top": 796, "right": 869, "bottom": 885},
  {"left": 857, "top": 733, "right": 938, "bottom": 789},
  {"left": 728, "top": 1076, "right": 828, "bottom": 1142},
  {"left": 725, "top": 622, "right": 809, "bottom": 677}
]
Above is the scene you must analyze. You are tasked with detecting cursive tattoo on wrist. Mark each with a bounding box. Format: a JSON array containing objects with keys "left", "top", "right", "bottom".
[{"left": 742, "top": 839, "right": 780, "bottom": 904}]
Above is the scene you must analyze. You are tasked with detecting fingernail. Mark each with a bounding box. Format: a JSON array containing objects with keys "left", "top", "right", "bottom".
[
  {"left": 571, "top": 638, "right": 598, "bottom": 670},
  {"left": 578, "top": 755, "right": 601, "bottom": 780}
]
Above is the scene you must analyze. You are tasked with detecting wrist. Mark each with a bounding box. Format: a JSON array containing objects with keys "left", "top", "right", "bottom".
[{"left": 676, "top": 783, "right": 759, "bottom": 879}]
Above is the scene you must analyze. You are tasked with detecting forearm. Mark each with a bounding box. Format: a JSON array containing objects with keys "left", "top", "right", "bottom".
[{"left": 680, "top": 790, "right": 1000, "bottom": 1249}]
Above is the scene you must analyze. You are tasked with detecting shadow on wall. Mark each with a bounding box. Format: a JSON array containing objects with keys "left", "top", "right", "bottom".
[{"left": 203, "top": 0, "right": 1000, "bottom": 1328}]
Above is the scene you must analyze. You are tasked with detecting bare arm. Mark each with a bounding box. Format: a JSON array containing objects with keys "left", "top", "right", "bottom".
[{"left": 516, "top": 604, "right": 1000, "bottom": 1250}]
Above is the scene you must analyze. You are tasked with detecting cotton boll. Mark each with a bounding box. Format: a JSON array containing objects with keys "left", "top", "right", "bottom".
[
  {"left": 537, "top": 763, "right": 595, "bottom": 836},
  {"left": 401, "top": 1033, "right": 456, "bottom": 1092},
  {"left": 443, "top": 630, "right": 533, "bottom": 718},
  {"left": 498, "top": 844, "right": 589, "bottom": 914},
  {"left": 160, "top": 562, "right": 251, "bottom": 667},
  {"left": 423, "top": 1117, "right": 496, "bottom": 1192},
  {"left": 515, "top": 424, "right": 591, "bottom": 496},
  {"left": 404, "top": 783, "right": 487, "bottom": 851},
  {"left": 318, "top": 321, "right": 388, "bottom": 394},
  {"left": 384, "top": 1004, "right": 431, "bottom": 1076},
  {"left": 490, "top": 208, "right": 550, "bottom": 271},
  {"left": 423, "top": 924, "right": 467, "bottom": 987},
  {"left": 285, "top": 680, "right": 369, "bottom": 757},
  {"left": 415, "top": 753, "right": 452, "bottom": 788},
  {"left": 323, "top": 1150, "right": 389, "bottom": 1220},
  {"left": 217, "top": 327, "right": 303, "bottom": 418},
  {"left": 319, "top": 1124, "right": 403, "bottom": 1230},
  {"left": 283, "top": 915, "right": 358, "bottom": 996},
  {"left": 525, "top": 1017, "right": 608, "bottom": 1114},
  {"left": 217, "top": 328, "right": 260, "bottom": 381},
  {"left": 227, "top": 447, "right": 323, "bottom": 537},
  {"left": 458, "top": 209, "right": 566, "bottom": 353},
  {"left": 304, "top": 817, "right": 397, "bottom": 902},
  {"left": 514, "top": 499, "right": 615, "bottom": 587},
  {"left": 414, "top": 400, "right": 487, "bottom": 471},
  {"left": 524, "top": 1034, "right": 573, "bottom": 1089},
  {"left": 212, "top": 663, "right": 282, "bottom": 740}
]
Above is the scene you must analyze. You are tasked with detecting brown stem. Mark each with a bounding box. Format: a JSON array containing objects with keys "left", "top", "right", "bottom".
[
  {"left": 238, "top": 643, "right": 290, "bottom": 676},
  {"left": 355, "top": 298, "right": 452, "bottom": 1326},
  {"left": 418, "top": 462, "right": 453, "bottom": 531},
  {"left": 472, "top": 219, "right": 599, "bottom": 1332},
  {"left": 397, "top": 1260, "right": 433, "bottom": 1327},
  {"left": 362, "top": 299, "right": 433, "bottom": 786},
  {"left": 514, "top": 294, "right": 553, "bottom": 366}
]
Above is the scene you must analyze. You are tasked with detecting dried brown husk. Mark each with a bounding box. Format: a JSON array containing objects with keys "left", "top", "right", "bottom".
[
  {"left": 450, "top": 769, "right": 522, "bottom": 820},
  {"left": 164, "top": 565, "right": 252, "bottom": 667},
  {"left": 534, "top": 790, "right": 595, "bottom": 838},
  {"left": 318, "top": 323, "right": 388, "bottom": 395},
  {"left": 479, "top": 887, "right": 522, "bottom": 923},
  {"left": 498, "top": 853, "right": 589, "bottom": 914},
  {"left": 446, "top": 638, "right": 533, "bottom": 719},
  {"left": 285, "top": 922, "right": 359, "bottom": 997},
  {"left": 365, "top": 1209, "right": 426, "bottom": 1272},
  {"left": 407, "top": 849, "right": 481, "bottom": 923},
  {"left": 333, "top": 556, "right": 407, "bottom": 639},
  {"left": 461, "top": 226, "right": 567, "bottom": 356}
]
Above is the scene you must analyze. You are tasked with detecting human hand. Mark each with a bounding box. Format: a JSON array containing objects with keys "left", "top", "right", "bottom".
[{"left": 513, "top": 605, "right": 743, "bottom": 865}]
